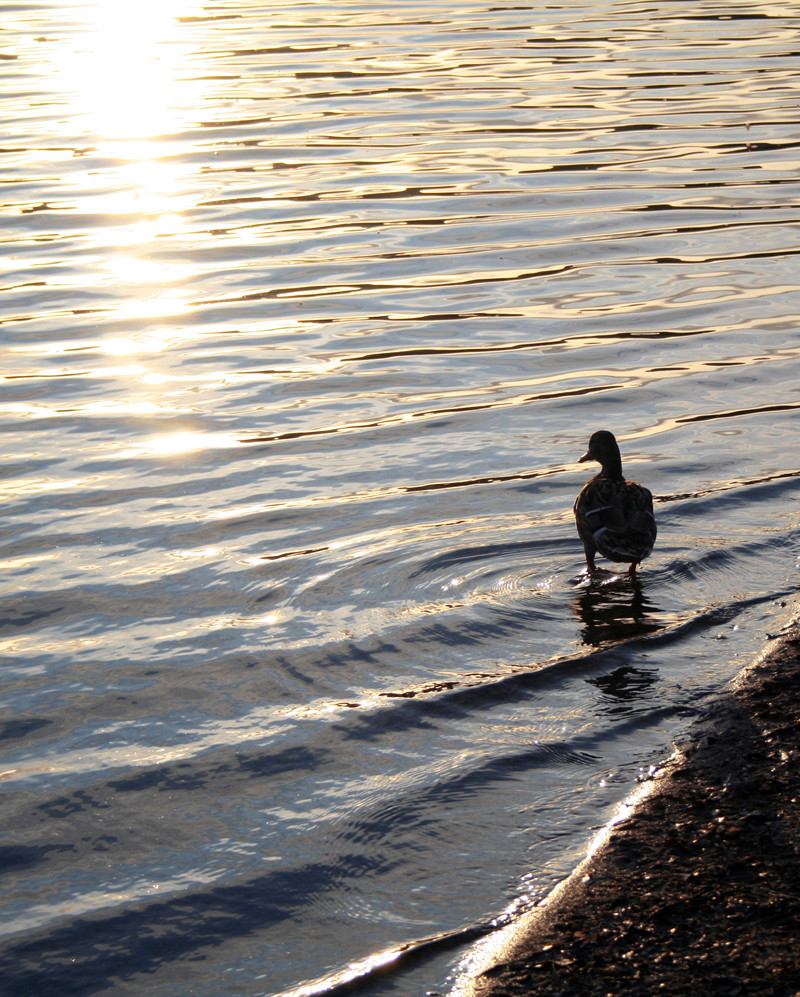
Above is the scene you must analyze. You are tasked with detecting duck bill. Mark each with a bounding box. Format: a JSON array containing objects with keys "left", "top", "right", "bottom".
[{"left": 578, "top": 451, "right": 592, "bottom": 463}]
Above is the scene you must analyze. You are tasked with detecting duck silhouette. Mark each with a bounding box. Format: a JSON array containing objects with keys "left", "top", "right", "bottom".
[{"left": 573, "top": 430, "right": 657, "bottom": 576}]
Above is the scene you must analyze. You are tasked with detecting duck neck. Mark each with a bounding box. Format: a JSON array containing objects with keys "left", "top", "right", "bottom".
[{"left": 600, "top": 452, "right": 624, "bottom": 480}]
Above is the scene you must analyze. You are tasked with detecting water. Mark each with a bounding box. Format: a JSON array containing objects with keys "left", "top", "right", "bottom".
[{"left": 2, "top": 2, "right": 800, "bottom": 995}]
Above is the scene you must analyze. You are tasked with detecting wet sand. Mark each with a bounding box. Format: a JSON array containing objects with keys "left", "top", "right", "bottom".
[{"left": 455, "top": 617, "right": 800, "bottom": 997}]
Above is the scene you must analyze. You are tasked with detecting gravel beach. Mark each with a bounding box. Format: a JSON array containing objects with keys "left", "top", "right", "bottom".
[{"left": 455, "top": 617, "right": 800, "bottom": 997}]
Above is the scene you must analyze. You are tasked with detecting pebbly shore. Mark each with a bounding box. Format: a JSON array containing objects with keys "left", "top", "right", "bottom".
[{"left": 454, "top": 616, "right": 800, "bottom": 997}]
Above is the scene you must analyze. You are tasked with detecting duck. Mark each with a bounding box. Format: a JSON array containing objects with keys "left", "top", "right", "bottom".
[{"left": 573, "top": 430, "right": 657, "bottom": 576}]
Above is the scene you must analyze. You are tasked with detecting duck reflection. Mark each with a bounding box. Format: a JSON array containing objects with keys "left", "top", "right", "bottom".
[
  {"left": 590, "top": 662, "right": 660, "bottom": 706},
  {"left": 573, "top": 573, "right": 662, "bottom": 647}
]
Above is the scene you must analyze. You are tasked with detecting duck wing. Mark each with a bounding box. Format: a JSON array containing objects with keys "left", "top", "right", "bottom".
[{"left": 574, "top": 478, "right": 656, "bottom": 564}]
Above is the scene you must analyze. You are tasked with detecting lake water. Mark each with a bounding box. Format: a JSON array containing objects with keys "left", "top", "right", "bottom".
[{"left": 2, "top": 2, "right": 800, "bottom": 995}]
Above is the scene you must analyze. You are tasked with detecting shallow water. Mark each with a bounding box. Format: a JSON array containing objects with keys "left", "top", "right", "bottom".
[{"left": 2, "top": 2, "right": 800, "bottom": 995}]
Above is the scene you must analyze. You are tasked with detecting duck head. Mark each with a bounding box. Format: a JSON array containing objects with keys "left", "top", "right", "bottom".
[{"left": 579, "top": 430, "right": 623, "bottom": 479}]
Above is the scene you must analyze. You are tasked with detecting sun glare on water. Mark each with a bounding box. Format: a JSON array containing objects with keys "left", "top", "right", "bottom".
[
  {"left": 30, "top": 1, "right": 219, "bottom": 415},
  {"left": 43, "top": 0, "right": 211, "bottom": 247},
  {"left": 55, "top": 0, "right": 207, "bottom": 144}
]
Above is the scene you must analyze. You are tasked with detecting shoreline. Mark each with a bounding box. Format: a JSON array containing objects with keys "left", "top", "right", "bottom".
[{"left": 453, "top": 615, "right": 800, "bottom": 996}]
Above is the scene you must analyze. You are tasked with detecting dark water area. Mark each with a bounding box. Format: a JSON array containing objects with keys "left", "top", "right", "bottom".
[{"left": 2, "top": 2, "right": 800, "bottom": 995}]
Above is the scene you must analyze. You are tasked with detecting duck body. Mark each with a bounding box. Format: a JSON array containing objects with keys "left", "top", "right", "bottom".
[{"left": 573, "top": 430, "right": 657, "bottom": 576}]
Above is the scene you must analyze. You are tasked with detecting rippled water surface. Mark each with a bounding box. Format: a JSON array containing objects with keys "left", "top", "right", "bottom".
[{"left": 3, "top": 2, "right": 800, "bottom": 995}]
